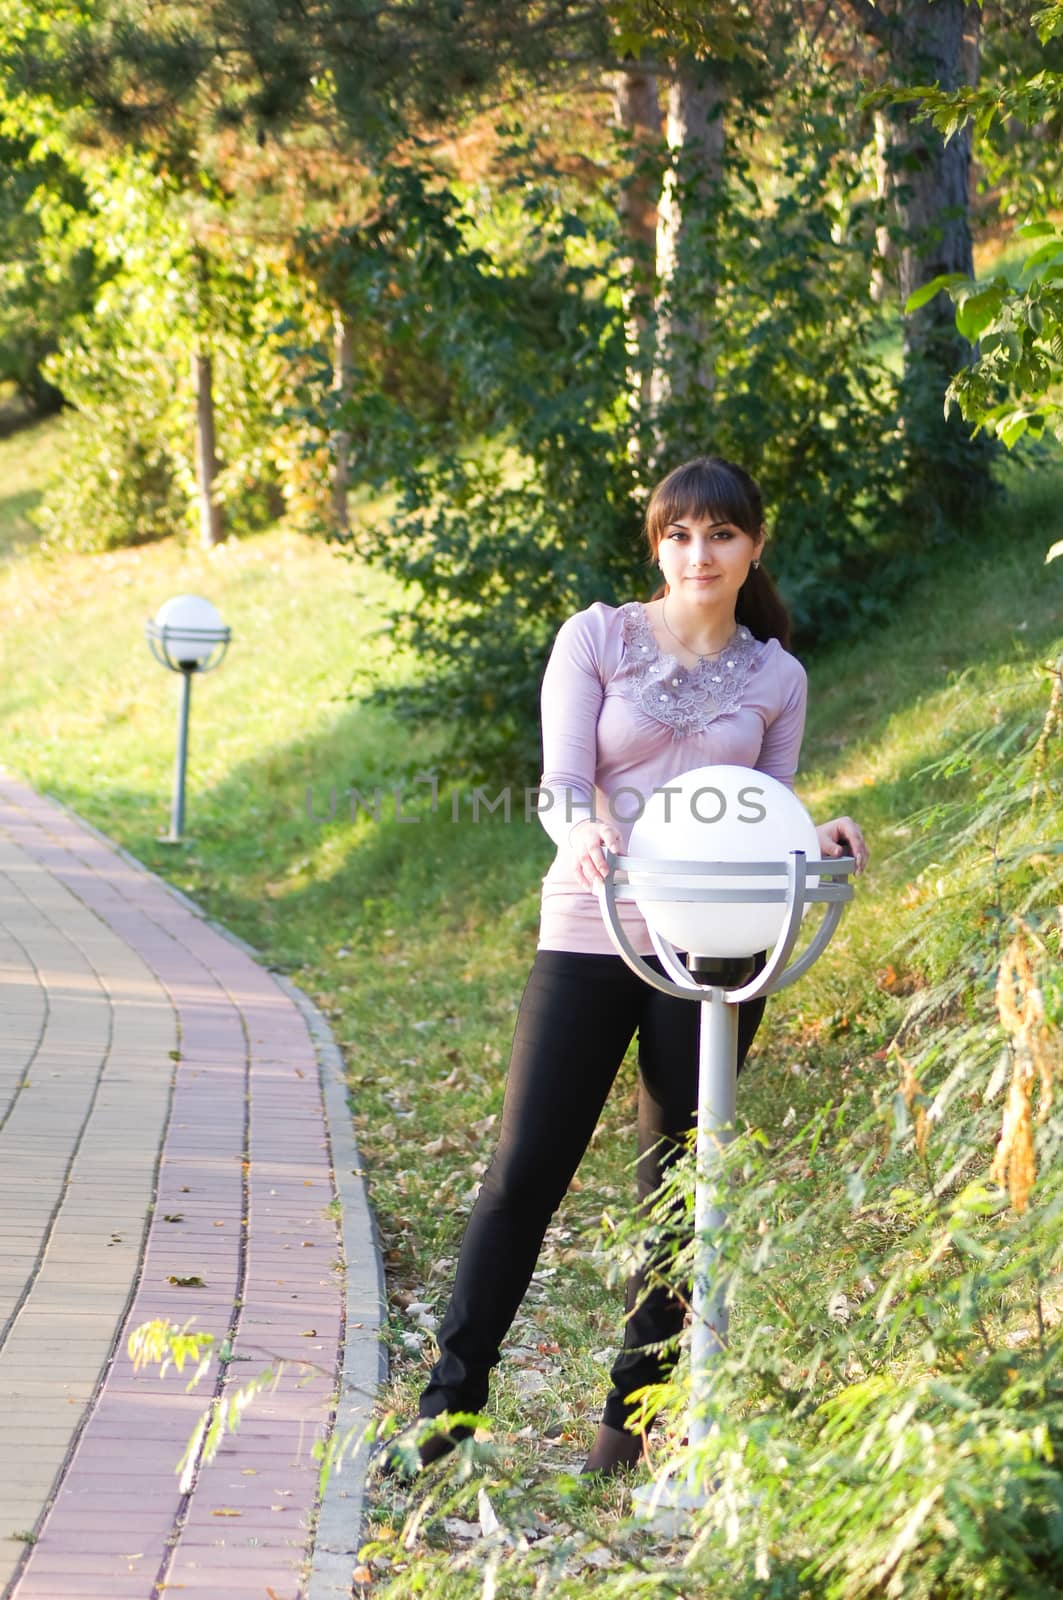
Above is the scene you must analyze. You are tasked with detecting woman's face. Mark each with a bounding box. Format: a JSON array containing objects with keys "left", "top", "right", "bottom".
[{"left": 656, "top": 510, "right": 765, "bottom": 611}]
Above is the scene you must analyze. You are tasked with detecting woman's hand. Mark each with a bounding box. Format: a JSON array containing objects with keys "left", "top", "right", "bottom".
[
  {"left": 816, "top": 816, "right": 869, "bottom": 874},
  {"left": 569, "top": 818, "right": 625, "bottom": 890}
]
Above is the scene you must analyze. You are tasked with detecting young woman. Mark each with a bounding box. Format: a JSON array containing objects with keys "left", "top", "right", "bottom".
[{"left": 399, "top": 456, "right": 867, "bottom": 1477}]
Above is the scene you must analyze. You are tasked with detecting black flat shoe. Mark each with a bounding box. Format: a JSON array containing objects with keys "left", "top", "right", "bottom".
[
  {"left": 580, "top": 1422, "right": 645, "bottom": 1477},
  {"left": 377, "top": 1420, "right": 474, "bottom": 1480}
]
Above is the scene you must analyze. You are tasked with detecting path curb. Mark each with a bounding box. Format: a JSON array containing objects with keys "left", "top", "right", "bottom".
[{"left": 280, "top": 979, "right": 389, "bottom": 1599}]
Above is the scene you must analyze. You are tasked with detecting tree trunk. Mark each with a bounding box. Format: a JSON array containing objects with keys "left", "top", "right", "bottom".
[
  {"left": 331, "top": 308, "right": 355, "bottom": 535},
  {"left": 889, "top": 2, "right": 975, "bottom": 342},
  {"left": 648, "top": 56, "right": 728, "bottom": 460},
  {"left": 193, "top": 350, "right": 224, "bottom": 549},
  {"left": 609, "top": 60, "right": 660, "bottom": 429},
  {"left": 851, "top": 0, "right": 993, "bottom": 522}
]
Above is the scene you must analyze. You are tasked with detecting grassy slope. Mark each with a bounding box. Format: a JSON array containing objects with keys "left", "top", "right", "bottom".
[{"left": 2, "top": 422, "right": 1063, "bottom": 1541}]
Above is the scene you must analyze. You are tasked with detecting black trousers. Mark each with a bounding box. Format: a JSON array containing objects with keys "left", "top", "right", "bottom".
[{"left": 419, "top": 949, "right": 765, "bottom": 1432}]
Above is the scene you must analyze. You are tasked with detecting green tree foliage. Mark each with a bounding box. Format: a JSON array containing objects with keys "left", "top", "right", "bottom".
[
  {"left": 304, "top": 157, "right": 641, "bottom": 771},
  {"left": 974, "top": 0, "right": 1063, "bottom": 217},
  {"left": 0, "top": 0, "right": 610, "bottom": 145},
  {"left": 0, "top": 130, "right": 97, "bottom": 414},
  {"left": 0, "top": 0, "right": 338, "bottom": 545},
  {"left": 309, "top": 51, "right": 904, "bottom": 771}
]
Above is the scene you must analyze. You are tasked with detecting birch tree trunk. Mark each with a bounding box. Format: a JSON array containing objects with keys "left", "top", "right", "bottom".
[
  {"left": 648, "top": 56, "right": 728, "bottom": 461},
  {"left": 870, "top": 109, "right": 897, "bottom": 305},
  {"left": 609, "top": 60, "right": 660, "bottom": 431},
  {"left": 331, "top": 308, "right": 355, "bottom": 535},
  {"left": 193, "top": 350, "right": 224, "bottom": 549}
]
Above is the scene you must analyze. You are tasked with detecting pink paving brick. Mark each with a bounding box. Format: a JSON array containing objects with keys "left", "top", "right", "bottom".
[
  {"left": 13, "top": 1554, "right": 159, "bottom": 1577},
  {"left": 15, "top": 1580, "right": 161, "bottom": 1599}
]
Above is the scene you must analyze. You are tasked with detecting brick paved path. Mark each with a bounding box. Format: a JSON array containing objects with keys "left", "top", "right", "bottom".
[{"left": 0, "top": 775, "right": 384, "bottom": 1600}]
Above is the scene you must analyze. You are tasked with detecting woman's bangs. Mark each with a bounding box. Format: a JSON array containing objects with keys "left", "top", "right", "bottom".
[{"left": 649, "top": 462, "right": 755, "bottom": 538}]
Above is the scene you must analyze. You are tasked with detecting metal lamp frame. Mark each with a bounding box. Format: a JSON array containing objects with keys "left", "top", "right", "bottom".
[{"left": 145, "top": 621, "right": 231, "bottom": 675}]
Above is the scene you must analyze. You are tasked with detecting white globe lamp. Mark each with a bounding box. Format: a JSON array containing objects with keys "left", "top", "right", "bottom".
[
  {"left": 147, "top": 594, "right": 230, "bottom": 671},
  {"left": 627, "top": 765, "right": 820, "bottom": 959}
]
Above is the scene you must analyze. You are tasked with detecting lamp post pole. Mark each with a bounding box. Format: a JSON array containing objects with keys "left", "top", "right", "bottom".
[
  {"left": 168, "top": 669, "right": 194, "bottom": 844},
  {"left": 598, "top": 845, "right": 855, "bottom": 1516},
  {"left": 689, "top": 983, "right": 738, "bottom": 1454}
]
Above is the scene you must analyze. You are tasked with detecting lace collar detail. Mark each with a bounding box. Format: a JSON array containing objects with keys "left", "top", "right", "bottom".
[{"left": 619, "top": 602, "right": 760, "bottom": 738}]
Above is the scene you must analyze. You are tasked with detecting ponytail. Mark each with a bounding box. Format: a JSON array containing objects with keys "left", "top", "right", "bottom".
[{"left": 736, "top": 564, "right": 791, "bottom": 650}]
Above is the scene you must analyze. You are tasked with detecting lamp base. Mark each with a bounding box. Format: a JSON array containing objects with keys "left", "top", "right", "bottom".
[
  {"left": 630, "top": 1472, "right": 714, "bottom": 1531},
  {"left": 686, "top": 953, "right": 756, "bottom": 986},
  {"left": 632, "top": 1469, "right": 760, "bottom": 1532}
]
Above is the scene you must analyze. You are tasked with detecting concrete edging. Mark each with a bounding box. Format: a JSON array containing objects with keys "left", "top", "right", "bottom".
[{"left": 279, "top": 975, "right": 389, "bottom": 1599}]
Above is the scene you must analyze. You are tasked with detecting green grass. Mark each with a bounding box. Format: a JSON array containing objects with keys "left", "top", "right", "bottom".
[
  {"left": 3, "top": 422, "right": 1063, "bottom": 1589},
  {"left": 0, "top": 414, "right": 72, "bottom": 562}
]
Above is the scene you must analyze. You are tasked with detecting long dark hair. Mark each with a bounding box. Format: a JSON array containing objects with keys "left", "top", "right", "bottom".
[{"left": 644, "top": 456, "right": 792, "bottom": 649}]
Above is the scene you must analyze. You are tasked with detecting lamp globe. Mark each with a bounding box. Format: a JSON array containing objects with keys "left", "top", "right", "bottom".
[
  {"left": 152, "top": 595, "right": 227, "bottom": 669},
  {"left": 627, "top": 765, "right": 820, "bottom": 959}
]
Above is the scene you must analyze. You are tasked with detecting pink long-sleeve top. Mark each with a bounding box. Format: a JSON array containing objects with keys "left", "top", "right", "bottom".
[{"left": 537, "top": 600, "right": 808, "bottom": 954}]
